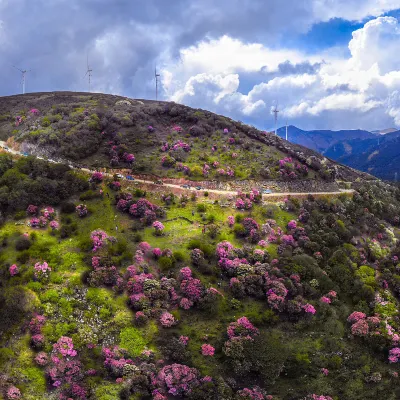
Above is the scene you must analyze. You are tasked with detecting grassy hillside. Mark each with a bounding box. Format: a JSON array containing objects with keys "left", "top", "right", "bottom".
[
  {"left": 0, "top": 92, "right": 368, "bottom": 183},
  {"left": 1, "top": 92, "right": 400, "bottom": 400}
]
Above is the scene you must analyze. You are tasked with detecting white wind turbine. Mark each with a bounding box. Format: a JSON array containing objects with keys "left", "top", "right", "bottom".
[
  {"left": 84, "top": 52, "right": 93, "bottom": 92},
  {"left": 13, "top": 65, "right": 30, "bottom": 94}
]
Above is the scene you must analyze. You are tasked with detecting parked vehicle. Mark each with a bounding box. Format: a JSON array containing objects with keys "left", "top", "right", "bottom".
[
  {"left": 116, "top": 173, "right": 124, "bottom": 179},
  {"left": 196, "top": 186, "right": 201, "bottom": 190},
  {"left": 263, "top": 189, "right": 273, "bottom": 194},
  {"left": 126, "top": 175, "right": 135, "bottom": 181}
]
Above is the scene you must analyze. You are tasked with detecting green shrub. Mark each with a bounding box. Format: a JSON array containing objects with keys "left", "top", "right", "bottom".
[
  {"left": 173, "top": 251, "right": 185, "bottom": 262},
  {"left": 60, "top": 201, "right": 76, "bottom": 213},
  {"left": 15, "top": 236, "right": 31, "bottom": 251},
  {"left": 14, "top": 210, "right": 26, "bottom": 220},
  {"left": 159, "top": 256, "right": 173, "bottom": 271},
  {"left": 235, "top": 214, "right": 243, "bottom": 223},
  {"left": 197, "top": 204, "right": 206, "bottom": 213}
]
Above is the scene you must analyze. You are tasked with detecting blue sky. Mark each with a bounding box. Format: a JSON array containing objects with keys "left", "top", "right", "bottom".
[{"left": 1, "top": 1, "right": 400, "bottom": 131}]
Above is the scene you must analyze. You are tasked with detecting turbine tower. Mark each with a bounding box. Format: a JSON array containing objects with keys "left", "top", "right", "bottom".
[
  {"left": 13, "top": 66, "right": 30, "bottom": 94},
  {"left": 272, "top": 102, "right": 279, "bottom": 136},
  {"left": 155, "top": 67, "right": 160, "bottom": 101},
  {"left": 84, "top": 52, "right": 93, "bottom": 92},
  {"left": 285, "top": 120, "right": 288, "bottom": 141}
]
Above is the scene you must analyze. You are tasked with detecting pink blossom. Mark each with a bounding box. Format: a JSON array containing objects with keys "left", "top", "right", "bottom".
[
  {"left": 9, "top": 264, "right": 18, "bottom": 276},
  {"left": 227, "top": 216, "right": 235, "bottom": 227},
  {"left": 180, "top": 267, "right": 193, "bottom": 281},
  {"left": 227, "top": 317, "right": 259, "bottom": 340},
  {"left": 91, "top": 171, "right": 103, "bottom": 183},
  {"left": 153, "top": 248, "right": 162, "bottom": 258},
  {"left": 34, "top": 261, "right": 51, "bottom": 281},
  {"left": 201, "top": 344, "right": 215, "bottom": 356},
  {"left": 287, "top": 220, "right": 297, "bottom": 230},
  {"left": 303, "top": 304, "right": 316, "bottom": 315},
  {"left": 49, "top": 220, "right": 59, "bottom": 230},
  {"left": 351, "top": 319, "right": 369, "bottom": 336},
  {"left": 321, "top": 368, "right": 329, "bottom": 376},
  {"left": 153, "top": 221, "right": 165, "bottom": 233},
  {"left": 389, "top": 347, "right": 400, "bottom": 363},
  {"left": 6, "top": 386, "right": 21, "bottom": 399},
  {"left": 179, "top": 336, "right": 189, "bottom": 346},
  {"left": 347, "top": 311, "right": 366, "bottom": 324},
  {"left": 160, "top": 312, "right": 176, "bottom": 328},
  {"left": 320, "top": 296, "right": 331, "bottom": 304},
  {"left": 180, "top": 297, "right": 194, "bottom": 310}
]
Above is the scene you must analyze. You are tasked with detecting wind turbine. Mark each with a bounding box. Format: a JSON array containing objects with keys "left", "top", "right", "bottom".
[
  {"left": 13, "top": 66, "right": 30, "bottom": 94},
  {"left": 285, "top": 120, "right": 288, "bottom": 141},
  {"left": 272, "top": 102, "right": 279, "bottom": 136},
  {"left": 155, "top": 66, "right": 160, "bottom": 101},
  {"left": 84, "top": 52, "right": 93, "bottom": 92}
]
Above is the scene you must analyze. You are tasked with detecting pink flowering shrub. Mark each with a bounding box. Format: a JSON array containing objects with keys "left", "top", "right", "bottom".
[
  {"left": 123, "top": 152, "right": 135, "bottom": 163},
  {"left": 181, "top": 277, "right": 204, "bottom": 301},
  {"left": 48, "top": 336, "right": 83, "bottom": 388},
  {"left": 201, "top": 344, "right": 215, "bottom": 356},
  {"left": 49, "top": 220, "right": 59, "bottom": 230},
  {"left": 110, "top": 181, "right": 121, "bottom": 191},
  {"left": 321, "top": 368, "right": 329, "bottom": 376},
  {"left": 172, "top": 125, "right": 183, "bottom": 132},
  {"left": 236, "top": 387, "right": 266, "bottom": 399},
  {"left": 153, "top": 220, "right": 165, "bottom": 235},
  {"left": 179, "top": 267, "right": 193, "bottom": 280},
  {"left": 6, "top": 386, "right": 21, "bottom": 399},
  {"left": 29, "top": 314, "right": 46, "bottom": 334},
  {"left": 160, "top": 312, "right": 176, "bottom": 327},
  {"left": 227, "top": 216, "right": 235, "bottom": 227},
  {"left": 287, "top": 220, "right": 297, "bottom": 230},
  {"left": 31, "top": 334, "right": 45, "bottom": 348},
  {"left": 76, "top": 204, "right": 88, "bottom": 217},
  {"left": 9, "top": 264, "right": 18, "bottom": 276},
  {"left": 227, "top": 317, "right": 259, "bottom": 340},
  {"left": 102, "top": 346, "right": 132, "bottom": 377},
  {"left": 90, "top": 229, "right": 114, "bottom": 252},
  {"left": 153, "top": 248, "right": 162, "bottom": 258},
  {"left": 303, "top": 304, "right": 316, "bottom": 315},
  {"left": 320, "top": 296, "right": 331, "bottom": 304},
  {"left": 157, "top": 363, "right": 200, "bottom": 397},
  {"left": 29, "top": 108, "right": 40, "bottom": 115},
  {"left": 180, "top": 297, "right": 194, "bottom": 310},
  {"left": 91, "top": 171, "right": 103, "bottom": 183},
  {"left": 179, "top": 336, "right": 190, "bottom": 346},
  {"left": 27, "top": 204, "right": 38, "bottom": 215},
  {"left": 34, "top": 351, "right": 49, "bottom": 366},
  {"left": 389, "top": 347, "right": 400, "bottom": 363},
  {"left": 347, "top": 311, "right": 366, "bottom": 324},
  {"left": 351, "top": 319, "right": 369, "bottom": 336},
  {"left": 34, "top": 261, "right": 51, "bottom": 281}
]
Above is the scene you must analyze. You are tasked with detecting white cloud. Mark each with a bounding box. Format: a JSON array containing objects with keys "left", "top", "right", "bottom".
[
  {"left": 313, "top": 0, "right": 400, "bottom": 22},
  {"left": 161, "top": 15, "right": 400, "bottom": 130}
]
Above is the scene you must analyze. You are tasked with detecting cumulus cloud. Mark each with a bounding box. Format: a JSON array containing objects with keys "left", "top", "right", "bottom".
[{"left": 162, "top": 16, "right": 400, "bottom": 130}]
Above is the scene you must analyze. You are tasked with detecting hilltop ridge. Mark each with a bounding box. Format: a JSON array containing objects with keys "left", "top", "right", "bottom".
[{"left": 0, "top": 92, "right": 372, "bottom": 192}]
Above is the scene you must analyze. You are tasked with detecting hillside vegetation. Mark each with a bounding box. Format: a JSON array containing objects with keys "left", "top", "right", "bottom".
[
  {"left": 0, "top": 92, "right": 368, "bottom": 184},
  {"left": 1, "top": 92, "right": 400, "bottom": 400}
]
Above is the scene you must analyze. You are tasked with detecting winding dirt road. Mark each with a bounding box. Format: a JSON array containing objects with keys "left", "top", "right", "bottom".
[{"left": 0, "top": 141, "right": 355, "bottom": 199}]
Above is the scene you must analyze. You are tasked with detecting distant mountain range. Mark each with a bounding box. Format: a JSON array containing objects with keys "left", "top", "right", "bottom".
[{"left": 276, "top": 125, "right": 400, "bottom": 181}]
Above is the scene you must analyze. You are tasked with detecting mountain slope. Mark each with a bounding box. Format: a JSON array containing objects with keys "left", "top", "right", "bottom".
[
  {"left": 337, "top": 130, "right": 400, "bottom": 180},
  {"left": 0, "top": 92, "right": 371, "bottom": 187},
  {"left": 276, "top": 125, "right": 374, "bottom": 153}
]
